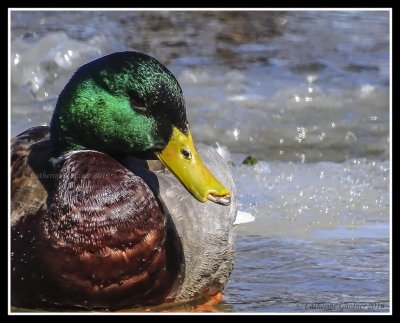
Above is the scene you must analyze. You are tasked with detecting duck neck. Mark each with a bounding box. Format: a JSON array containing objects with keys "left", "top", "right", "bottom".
[
  {"left": 50, "top": 121, "right": 86, "bottom": 157},
  {"left": 49, "top": 81, "right": 89, "bottom": 156}
]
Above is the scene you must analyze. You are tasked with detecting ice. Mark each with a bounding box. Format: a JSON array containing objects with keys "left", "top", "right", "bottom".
[
  {"left": 232, "top": 157, "right": 389, "bottom": 239},
  {"left": 11, "top": 32, "right": 122, "bottom": 103},
  {"left": 233, "top": 211, "right": 256, "bottom": 225}
]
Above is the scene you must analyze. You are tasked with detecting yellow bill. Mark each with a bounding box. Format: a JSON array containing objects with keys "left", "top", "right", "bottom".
[{"left": 156, "top": 127, "right": 231, "bottom": 205}]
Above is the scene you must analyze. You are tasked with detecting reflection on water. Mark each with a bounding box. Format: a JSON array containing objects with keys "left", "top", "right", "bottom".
[{"left": 222, "top": 235, "right": 390, "bottom": 312}]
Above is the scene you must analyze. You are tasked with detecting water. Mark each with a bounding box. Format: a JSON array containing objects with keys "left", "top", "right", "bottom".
[{"left": 10, "top": 10, "right": 390, "bottom": 313}]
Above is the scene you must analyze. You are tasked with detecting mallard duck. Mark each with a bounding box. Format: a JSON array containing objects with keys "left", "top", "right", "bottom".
[{"left": 11, "top": 51, "right": 237, "bottom": 310}]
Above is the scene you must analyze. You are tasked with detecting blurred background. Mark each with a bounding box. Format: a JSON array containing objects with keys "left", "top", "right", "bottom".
[{"left": 10, "top": 10, "right": 390, "bottom": 312}]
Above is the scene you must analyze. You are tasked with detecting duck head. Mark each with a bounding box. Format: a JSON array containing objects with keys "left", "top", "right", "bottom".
[{"left": 50, "top": 51, "right": 230, "bottom": 205}]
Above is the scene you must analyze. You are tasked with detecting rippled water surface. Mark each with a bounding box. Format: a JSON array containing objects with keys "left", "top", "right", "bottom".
[{"left": 10, "top": 10, "right": 391, "bottom": 313}]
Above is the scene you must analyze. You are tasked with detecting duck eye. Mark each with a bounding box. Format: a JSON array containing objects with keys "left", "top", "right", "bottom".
[
  {"left": 180, "top": 147, "right": 192, "bottom": 160},
  {"left": 129, "top": 94, "right": 147, "bottom": 112}
]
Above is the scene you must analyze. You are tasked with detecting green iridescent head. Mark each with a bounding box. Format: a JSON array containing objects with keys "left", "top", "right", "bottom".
[
  {"left": 50, "top": 51, "right": 231, "bottom": 205},
  {"left": 50, "top": 51, "right": 188, "bottom": 155}
]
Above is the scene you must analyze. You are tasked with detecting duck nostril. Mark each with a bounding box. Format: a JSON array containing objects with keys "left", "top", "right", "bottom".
[{"left": 180, "top": 147, "right": 192, "bottom": 160}]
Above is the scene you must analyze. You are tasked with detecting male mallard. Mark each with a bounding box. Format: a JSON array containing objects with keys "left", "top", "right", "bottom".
[{"left": 11, "top": 51, "right": 237, "bottom": 310}]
